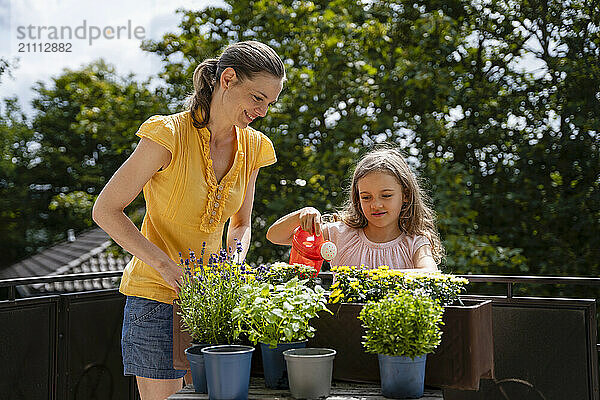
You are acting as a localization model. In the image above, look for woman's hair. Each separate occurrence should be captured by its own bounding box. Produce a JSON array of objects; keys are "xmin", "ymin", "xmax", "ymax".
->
[
  {"xmin": 187, "ymin": 40, "xmax": 286, "ymax": 129},
  {"xmin": 339, "ymin": 146, "xmax": 445, "ymax": 263}
]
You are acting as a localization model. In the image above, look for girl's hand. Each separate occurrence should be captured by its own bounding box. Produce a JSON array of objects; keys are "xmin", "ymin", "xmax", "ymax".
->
[{"xmin": 299, "ymin": 207, "xmax": 322, "ymax": 236}]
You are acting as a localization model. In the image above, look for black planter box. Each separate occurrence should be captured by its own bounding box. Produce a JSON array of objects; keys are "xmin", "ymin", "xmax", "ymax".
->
[{"xmin": 308, "ymin": 299, "xmax": 494, "ymax": 390}]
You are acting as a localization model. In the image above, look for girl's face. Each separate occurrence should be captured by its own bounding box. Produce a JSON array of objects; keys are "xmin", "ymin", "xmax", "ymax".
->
[
  {"xmin": 220, "ymin": 70, "xmax": 283, "ymax": 128},
  {"xmin": 357, "ymin": 171, "xmax": 407, "ymax": 232}
]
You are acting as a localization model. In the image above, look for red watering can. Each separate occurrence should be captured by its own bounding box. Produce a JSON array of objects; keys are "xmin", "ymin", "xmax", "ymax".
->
[{"xmin": 289, "ymin": 226, "xmax": 337, "ymax": 274}]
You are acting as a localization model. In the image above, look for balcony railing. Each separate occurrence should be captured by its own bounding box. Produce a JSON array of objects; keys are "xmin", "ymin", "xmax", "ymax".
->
[{"xmin": 1, "ymin": 271, "xmax": 599, "ymax": 399}]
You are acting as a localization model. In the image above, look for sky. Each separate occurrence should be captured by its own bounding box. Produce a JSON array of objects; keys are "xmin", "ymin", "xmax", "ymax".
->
[{"xmin": 0, "ymin": 0, "xmax": 224, "ymax": 117}]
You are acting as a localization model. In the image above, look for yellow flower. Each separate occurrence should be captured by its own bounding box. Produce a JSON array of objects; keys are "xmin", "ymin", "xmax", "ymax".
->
[{"xmin": 331, "ymin": 282, "xmax": 340, "ymax": 289}]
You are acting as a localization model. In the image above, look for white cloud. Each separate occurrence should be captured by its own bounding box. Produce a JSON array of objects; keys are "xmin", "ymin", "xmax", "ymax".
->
[{"xmin": 0, "ymin": 0, "xmax": 224, "ymax": 116}]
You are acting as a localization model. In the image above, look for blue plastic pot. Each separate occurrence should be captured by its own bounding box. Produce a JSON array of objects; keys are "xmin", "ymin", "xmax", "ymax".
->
[
  {"xmin": 260, "ymin": 341, "xmax": 307, "ymax": 389},
  {"xmin": 202, "ymin": 345, "xmax": 254, "ymax": 400},
  {"xmin": 184, "ymin": 344, "xmax": 210, "ymax": 393},
  {"xmin": 378, "ymin": 354, "xmax": 427, "ymax": 399}
]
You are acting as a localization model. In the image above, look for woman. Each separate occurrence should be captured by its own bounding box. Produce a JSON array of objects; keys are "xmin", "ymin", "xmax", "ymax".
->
[{"xmin": 92, "ymin": 41, "xmax": 285, "ymax": 399}]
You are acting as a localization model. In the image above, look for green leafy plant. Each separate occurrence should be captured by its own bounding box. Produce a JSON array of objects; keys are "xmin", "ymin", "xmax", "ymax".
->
[
  {"xmin": 233, "ymin": 277, "xmax": 331, "ymax": 347},
  {"xmin": 329, "ymin": 266, "xmax": 468, "ymax": 307},
  {"xmin": 358, "ymin": 290, "xmax": 444, "ymax": 358}
]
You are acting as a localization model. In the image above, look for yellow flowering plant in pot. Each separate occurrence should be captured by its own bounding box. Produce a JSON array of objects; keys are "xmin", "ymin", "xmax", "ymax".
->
[{"xmin": 328, "ymin": 265, "xmax": 469, "ymax": 306}]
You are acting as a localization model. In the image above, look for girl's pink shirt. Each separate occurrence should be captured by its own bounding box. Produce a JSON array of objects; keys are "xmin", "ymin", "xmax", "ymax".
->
[{"xmin": 323, "ymin": 221, "xmax": 431, "ymax": 269}]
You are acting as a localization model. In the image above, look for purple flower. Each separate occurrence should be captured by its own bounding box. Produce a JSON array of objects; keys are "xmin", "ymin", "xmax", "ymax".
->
[
  {"xmin": 219, "ymin": 248, "xmax": 228, "ymax": 263},
  {"xmin": 200, "ymin": 242, "xmax": 206, "ymax": 266}
]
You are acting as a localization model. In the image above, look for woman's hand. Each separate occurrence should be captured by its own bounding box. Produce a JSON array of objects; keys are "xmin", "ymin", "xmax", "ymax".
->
[
  {"xmin": 299, "ymin": 207, "xmax": 322, "ymax": 236},
  {"xmin": 156, "ymin": 259, "xmax": 185, "ymax": 294}
]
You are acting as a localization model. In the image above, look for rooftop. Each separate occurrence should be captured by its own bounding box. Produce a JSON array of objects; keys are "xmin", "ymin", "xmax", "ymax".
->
[{"xmin": 0, "ymin": 228, "xmax": 130, "ymax": 296}]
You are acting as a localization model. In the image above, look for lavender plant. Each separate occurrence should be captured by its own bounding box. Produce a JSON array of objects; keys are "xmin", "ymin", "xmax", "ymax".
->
[{"xmin": 177, "ymin": 241, "xmax": 254, "ymax": 345}]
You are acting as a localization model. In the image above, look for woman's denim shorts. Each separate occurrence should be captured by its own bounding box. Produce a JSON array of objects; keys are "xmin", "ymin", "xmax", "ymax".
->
[{"xmin": 121, "ymin": 295, "xmax": 187, "ymax": 379}]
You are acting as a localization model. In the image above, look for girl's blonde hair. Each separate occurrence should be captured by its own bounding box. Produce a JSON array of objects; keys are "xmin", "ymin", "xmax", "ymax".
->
[{"xmin": 339, "ymin": 146, "xmax": 445, "ymax": 263}]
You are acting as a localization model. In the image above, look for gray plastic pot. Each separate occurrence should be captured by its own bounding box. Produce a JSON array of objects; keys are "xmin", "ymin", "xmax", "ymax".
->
[{"xmin": 283, "ymin": 348, "xmax": 336, "ymax": 399}]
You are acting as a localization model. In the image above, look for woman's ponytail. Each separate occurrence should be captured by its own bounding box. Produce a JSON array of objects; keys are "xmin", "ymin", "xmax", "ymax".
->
[{"xmin": 189, "ymin": 58, "xmax": 218, "ymax": 129}]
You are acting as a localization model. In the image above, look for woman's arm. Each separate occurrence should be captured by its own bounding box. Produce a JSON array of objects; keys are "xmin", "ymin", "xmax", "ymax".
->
[
  {"xmin": 92, "ymin": 137, "xmax": 184, "ymax": 291},
  {"xmin": 266, "ymin": 207, "xmax": 328, "ymax": 245},
  {"xmin": 226, "ymin": 169, "xmax": 260, "ymax": 262}
]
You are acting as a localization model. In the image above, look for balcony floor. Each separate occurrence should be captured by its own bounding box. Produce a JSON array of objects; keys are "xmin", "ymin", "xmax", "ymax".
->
[{"xmin": 168, "ymin": 378, "xmax": 443, "ymax": 399}]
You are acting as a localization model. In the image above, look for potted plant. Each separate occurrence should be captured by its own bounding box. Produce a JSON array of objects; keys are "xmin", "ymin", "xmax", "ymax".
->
[
  {"xmin": 309, "ymin": 266, "xmax": 493, "ymax": 390},
  {"xmin": 358, "ymin": 290, "xmax": 444, "ymax": 398},
  {"xmin": 176, "ymin": 248, "xmax": 251, "ymax": 393},
  {"xmin": 233, "ymin": 277, "xmax": 331, "ymax": 389},
  {"xmin": 399, "ymin": 272, "xmax": 494, "ymax": 390},
  {"xmin": 260, "ymin": 261, "xmax": 321, "ymax": 288}
]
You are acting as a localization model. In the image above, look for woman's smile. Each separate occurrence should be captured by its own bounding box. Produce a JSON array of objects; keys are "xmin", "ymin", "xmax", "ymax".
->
[{"xmin": 243, "ymin": 110, "xmax": 256, "ymax": 122}]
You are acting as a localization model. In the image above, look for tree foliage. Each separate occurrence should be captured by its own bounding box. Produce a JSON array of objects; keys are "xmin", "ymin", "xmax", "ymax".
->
[
  {"xmin": 142, "ymin": 0, "xmax": 599, "ymax": 276},
  {"xmin": 1, "ymin": 1, "xmax": 598, "ymax": 279},
  {"xmin": 0, "ymin": 60, "xmax": 170, "ymax": 266},
  {"xmin": 0, "ymin": 98, "xmax": 38, "ymax": 263}
]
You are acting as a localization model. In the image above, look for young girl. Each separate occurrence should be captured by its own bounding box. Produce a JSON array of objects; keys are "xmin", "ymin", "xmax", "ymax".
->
[{"xmin": 266, "ymin": 147, "xmax": 444, "ymax": 271}]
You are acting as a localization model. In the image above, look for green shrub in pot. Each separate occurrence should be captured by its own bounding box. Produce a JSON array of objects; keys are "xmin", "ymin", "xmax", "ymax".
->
[
  {"xmin": 358, "ymin": 289, "xmax": 444, "ymax": 359},
  {"xmin": 359, "ymin": 289, "xmax": 444, "ymax": 398},
  {"xmin": 233, "ymin": 277, "xmax": 331, "ymax": 347}
]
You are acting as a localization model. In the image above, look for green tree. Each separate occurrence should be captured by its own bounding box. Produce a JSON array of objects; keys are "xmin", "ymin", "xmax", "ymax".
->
[
  {"xmin": 143, "ymin": 0, "xmax": 539, "ymax": 271},
  {"xmin": 0, "ymin": 60, "xmax": 171, "ymax": 266},
  {"xmin": 0, "ymin": 97, "xmax": 38, "ymax": 265},
  {"xmin": 28, "ymin": 59, "xmax": 171, "ymax": 253}
]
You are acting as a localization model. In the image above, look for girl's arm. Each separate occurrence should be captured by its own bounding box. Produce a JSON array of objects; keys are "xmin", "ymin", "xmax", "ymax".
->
[
  {"xmin": 92, "ymin": 137, "xmax": 184, "ymax": 291},
  {"xmin": 226, "ymin": 169, "xmax": 260, "ymax": 262},
  {"xmin": 266, "ymin": 207, "xmax": 328, "ymax": 245},
  {"xmin": 412, "ymin": 245, "xmax": 439, "ymax": 272}
]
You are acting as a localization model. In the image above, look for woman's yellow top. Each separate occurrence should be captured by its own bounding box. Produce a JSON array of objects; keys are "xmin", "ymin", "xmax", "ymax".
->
[{"xmin": 119, "ymin": 111, "xmax": 276, "ymax": 304}]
